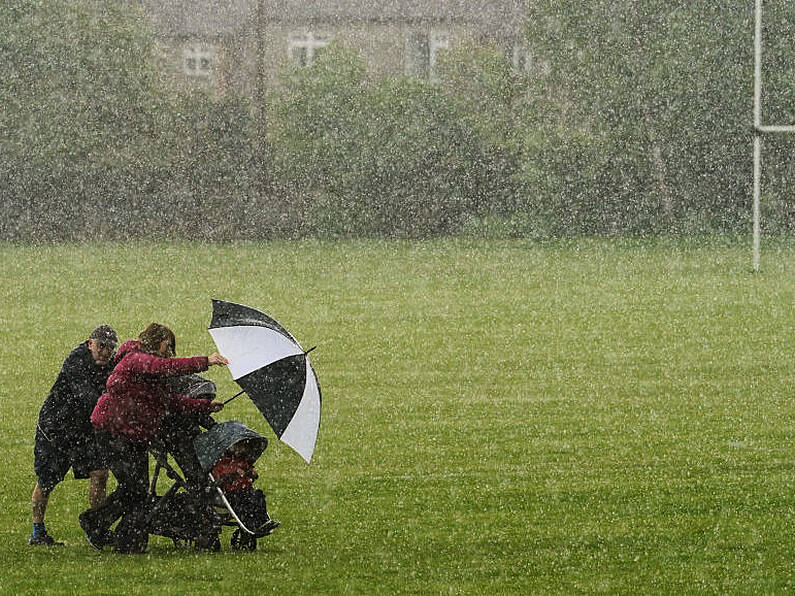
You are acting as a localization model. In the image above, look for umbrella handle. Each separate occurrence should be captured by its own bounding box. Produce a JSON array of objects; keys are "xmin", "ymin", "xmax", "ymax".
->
[{"xmin": 223, "ymin": 390, "xmax": 246, "ymax": 405}]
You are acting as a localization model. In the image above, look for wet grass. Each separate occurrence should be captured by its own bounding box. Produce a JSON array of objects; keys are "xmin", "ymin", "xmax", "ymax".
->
[{"xmin": 0, "ymin": 237, "xmax": 793, "ymax": 593}]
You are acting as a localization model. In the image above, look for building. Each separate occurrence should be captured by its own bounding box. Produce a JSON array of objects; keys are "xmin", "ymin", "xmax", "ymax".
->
[{"xmin": 134, "ymin": 0, "xmax": 530, "ymax": 95}]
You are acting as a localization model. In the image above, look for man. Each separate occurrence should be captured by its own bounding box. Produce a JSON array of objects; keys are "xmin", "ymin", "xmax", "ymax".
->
[{"xmin": 29, "ymin": 325, "xmax": 119, "ymax": 546}]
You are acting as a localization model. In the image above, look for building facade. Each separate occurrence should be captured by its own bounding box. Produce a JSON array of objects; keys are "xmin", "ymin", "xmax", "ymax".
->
[{"xmin": 134, "ymin": 0, "xmax": 530, "ymax": 95}]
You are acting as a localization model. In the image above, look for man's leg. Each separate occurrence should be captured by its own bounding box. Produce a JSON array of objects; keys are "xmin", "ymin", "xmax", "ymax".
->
[
  {"xmin": 32, "ymin": 482, "xmax": 49, "ymax": 524},
  {"xmin": 88, "ymin": 469, "xmax": 108, "ymax": 509},
  {"xmin": 29, "ymin": 482, "xmax": 63, "ymax": 546},
  {"xmin": 31, "ymin": 427, "xmax": 68, "ymax": 546}
]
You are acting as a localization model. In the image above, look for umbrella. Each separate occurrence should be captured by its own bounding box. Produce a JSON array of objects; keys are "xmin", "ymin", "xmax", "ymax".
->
[{"xmin": 208, "ymin": 299, "xmax": 321, "ymax": 464}]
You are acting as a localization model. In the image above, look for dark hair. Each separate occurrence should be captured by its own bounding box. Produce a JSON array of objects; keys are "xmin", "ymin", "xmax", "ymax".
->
[
  {"xmin": 89, "ymin": 325, "xmax": 118, "ymax": 348},
  {"xmin": 138, "ymin": 323, "xmax": 176, "ymax": 356}
]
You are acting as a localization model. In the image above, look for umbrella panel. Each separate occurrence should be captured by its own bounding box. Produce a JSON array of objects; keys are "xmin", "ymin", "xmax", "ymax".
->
[
  {"xmin": 208, "ymin": 325, "xmax": 302, "ymax": 379},
  {"xmin": 236, "ymin": 354, "xmax": 307, "ymax": 437},
  {"xmin": 210, "ymin": 298, "xmax": 293, "ymax": 339}
]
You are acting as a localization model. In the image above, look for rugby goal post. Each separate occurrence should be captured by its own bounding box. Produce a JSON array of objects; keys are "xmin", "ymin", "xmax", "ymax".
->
[{"xmin": 753, "ymin": 0, "xmax": 795, "ymax": 272}]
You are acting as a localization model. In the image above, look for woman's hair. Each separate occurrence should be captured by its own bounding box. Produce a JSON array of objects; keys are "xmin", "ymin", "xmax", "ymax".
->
[{"xmin": 138, "ymin": 323, "xmax": 176, "ymax": 357}]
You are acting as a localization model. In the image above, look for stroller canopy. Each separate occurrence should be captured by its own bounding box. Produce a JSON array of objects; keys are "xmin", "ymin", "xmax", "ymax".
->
[
  {"xmin": 169, "ymin": 373, "xmax": 217, "ymax": 399},
  {"xmin": 194, "ymin": 421, "xmax": 269, "ymax": 474}
]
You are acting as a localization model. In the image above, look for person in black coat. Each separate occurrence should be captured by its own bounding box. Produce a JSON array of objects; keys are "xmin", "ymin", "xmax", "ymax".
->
[{"xmin": 29, "ymin": 325, "xmax": 118, "ymax": 546}]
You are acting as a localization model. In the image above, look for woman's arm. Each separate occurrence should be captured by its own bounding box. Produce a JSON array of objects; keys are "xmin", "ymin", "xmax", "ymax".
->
[
  {"xmin": 169, "ymin": 393, "xmax": 224, "ymax": 416},
  {"xmin": 122, "ymin": 351, "xmax": 209, "ymax": 377}
]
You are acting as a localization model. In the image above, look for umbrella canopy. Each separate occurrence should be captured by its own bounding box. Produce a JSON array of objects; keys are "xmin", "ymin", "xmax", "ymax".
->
[
  {"xmin": 194, "ymin": 421, "xmax": 269, "ymax": 473},
  {"xmin": 208, "ymin": 299, "xmax": 321, "ymax": 464}
]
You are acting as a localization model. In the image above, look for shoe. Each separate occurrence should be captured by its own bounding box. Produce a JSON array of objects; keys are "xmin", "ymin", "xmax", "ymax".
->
[
  {"xmin": 113, "ymin": 518, "xmax": 148, "ymax": 554},
  {"xmin": 79, "ymin": 511, "xmax": 112, "ymax": 551},
  {"xmin": 28, "ymin": 533, "xmax": 64, "ymax": 546}
]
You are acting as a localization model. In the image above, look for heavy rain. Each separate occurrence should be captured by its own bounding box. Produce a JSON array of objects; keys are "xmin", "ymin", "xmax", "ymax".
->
[{"xmin": 2, "ymin": 1, "xmax": 794, "ymax": 593}]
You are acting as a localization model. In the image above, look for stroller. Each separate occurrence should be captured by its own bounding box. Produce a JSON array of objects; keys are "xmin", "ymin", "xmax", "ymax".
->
[{"xmin": 146, "ymin": 376, "xmax": 276, "ymax": 551}]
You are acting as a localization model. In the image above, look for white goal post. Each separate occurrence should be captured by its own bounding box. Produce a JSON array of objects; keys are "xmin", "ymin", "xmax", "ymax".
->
[{"xmin": 753, "ymin": 0, "xmax": 795, "ymax": 271}]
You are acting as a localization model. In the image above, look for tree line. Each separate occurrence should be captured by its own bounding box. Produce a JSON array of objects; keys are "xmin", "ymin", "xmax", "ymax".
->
[{"xmin": 2, "ymin": 1, "xmax": 793, "ymax": 242}]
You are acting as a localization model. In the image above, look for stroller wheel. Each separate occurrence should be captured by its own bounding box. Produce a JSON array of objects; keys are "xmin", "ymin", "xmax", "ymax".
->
[{"xmin": 231, "ymin": 529, "xmax": 257, "ymax": 551}]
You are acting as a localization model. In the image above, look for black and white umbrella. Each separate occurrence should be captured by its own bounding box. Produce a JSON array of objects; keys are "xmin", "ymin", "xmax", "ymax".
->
[{"xmin": 208, "ymin": 299, "xmax": 321, "ymax": 464}]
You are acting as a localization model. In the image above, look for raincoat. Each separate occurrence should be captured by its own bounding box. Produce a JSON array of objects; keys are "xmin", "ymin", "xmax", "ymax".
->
[
  {"xmin": 38, "ymin": 341, "xmax": 114, "ymax": 442},
  {"xmin": 91, "ymin": 340, "xmax": 215, "ymax": 445}
]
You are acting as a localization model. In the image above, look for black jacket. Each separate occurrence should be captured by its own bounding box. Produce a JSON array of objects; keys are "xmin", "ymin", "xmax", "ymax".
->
[{"xmin": 37, "ymin": 341, "xmax": 114, "ymax": 442}]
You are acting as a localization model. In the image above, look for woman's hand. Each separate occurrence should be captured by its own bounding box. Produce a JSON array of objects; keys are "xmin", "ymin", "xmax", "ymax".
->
[
  {"xmin": 208, "ymin": 353, "xmax": 229, "ymax": 367},
  {"xmin": 209, "ymin": 401, "xmax": 224, "ymax": 413}
]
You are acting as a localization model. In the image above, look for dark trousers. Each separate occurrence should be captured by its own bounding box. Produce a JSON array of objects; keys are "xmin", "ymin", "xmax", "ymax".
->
[
  {"xmin": 148, "ymin": 424, "xmax": 221, "ymax": 546},
  {"xmin": 90, "ymin": 431, "xmax": 150, "ymax": 552},
  {"xmin": 150, "ymin": 421, "xmax": 205, "ymax": 493}
]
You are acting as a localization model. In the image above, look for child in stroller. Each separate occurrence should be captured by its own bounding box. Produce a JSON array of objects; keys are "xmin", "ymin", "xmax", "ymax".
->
[
  {"xmin": 195, "ymin": 421, "xmax": 280, "ymax": 551},
  {"xmin": 212, "ymin": 438, "xmax": 280, "ymax": 536}
]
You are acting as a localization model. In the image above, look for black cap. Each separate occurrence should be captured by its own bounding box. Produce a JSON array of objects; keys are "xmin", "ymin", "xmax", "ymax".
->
[{"xmin": 89, "ymin": 325, "xmax": 118, "ymax": 349}]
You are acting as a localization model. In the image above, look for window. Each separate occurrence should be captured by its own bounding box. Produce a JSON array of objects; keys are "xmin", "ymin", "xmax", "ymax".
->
[
  {"xmin": 404, "ymin": 32, "xmax": 430, "ymax": 78},
  {"xmin": 184, "ymin": 44, "xmax": 214, "ymax": 77},
  {"xmin": 428, "ymin": 32, "xmax": 450, "ymax": 82},
  {"xmin": 512, "ymin": 42, "xmax": 529, "ymax": 72},
  {"xmin": 510, "ymin": 42, "xmax": 550, "ymax": 76},
  {"xmin": 288, "ymin": 32, "xmax": 330, "ymax": 67},
  {"xmin": 405, "ymin": 31, "xmax": 450, "ymax": 81}
]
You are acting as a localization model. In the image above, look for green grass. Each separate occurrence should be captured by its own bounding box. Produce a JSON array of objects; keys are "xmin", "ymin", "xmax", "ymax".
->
[{"xmin": 1, "ymin": 238, "xmax": 794, "ymax": 594}]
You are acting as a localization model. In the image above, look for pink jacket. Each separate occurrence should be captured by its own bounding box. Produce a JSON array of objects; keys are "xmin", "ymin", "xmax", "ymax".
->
[{"xmin": 91, "ymin": 340, "xmax": 214, "ymax": 444}]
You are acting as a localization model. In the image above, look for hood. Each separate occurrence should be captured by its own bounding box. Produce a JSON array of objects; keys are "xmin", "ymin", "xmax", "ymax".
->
[
  {"xmin": 115, "ymin": 339, "xmax": 143, "ymax": 361},
  {"xmin": 194, "ymin": 421, "xmax": 268, "ymax": 473}
]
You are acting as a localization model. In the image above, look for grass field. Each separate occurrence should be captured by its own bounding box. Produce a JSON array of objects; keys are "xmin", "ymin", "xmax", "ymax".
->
[{"xmin": 0, "ymin": 238, "xmax": 793, "ymax": 594}]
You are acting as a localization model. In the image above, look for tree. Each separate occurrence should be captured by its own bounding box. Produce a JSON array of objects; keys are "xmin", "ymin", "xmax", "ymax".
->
[
  {"xmin": 436, "ymin": 40, "xmax": 545, "ymax": 223},
  {"xmin": 526, "ymin": 2, "xmax": 759, "ymax": 234},
  {"xmin": 268, "ymin": 43, "xmax": 512, "ymax": 237},
  {"xmin": 0, "ymin": 0, "xmax": 169, "ymax": 240}
]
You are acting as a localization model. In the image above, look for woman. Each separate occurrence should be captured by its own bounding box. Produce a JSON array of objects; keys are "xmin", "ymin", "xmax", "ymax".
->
[{"xmin": 79, "ymin": 323, "xmax": 228, "ymax": 553}]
